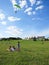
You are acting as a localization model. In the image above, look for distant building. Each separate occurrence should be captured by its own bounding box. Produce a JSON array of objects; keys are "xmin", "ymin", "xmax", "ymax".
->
[
  {"xmin": 37, "ymin": 36, "xmax": 45, "ymax": 40},
  {"xmin": 24, "ymin": 37, "xmax": 29, "ymax": 40}
]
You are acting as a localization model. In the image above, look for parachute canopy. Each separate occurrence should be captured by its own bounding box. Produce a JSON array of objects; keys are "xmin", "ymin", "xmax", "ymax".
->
[{"xmin": 14, "ymin": 4, "xmax": 21, "ymax": 9}]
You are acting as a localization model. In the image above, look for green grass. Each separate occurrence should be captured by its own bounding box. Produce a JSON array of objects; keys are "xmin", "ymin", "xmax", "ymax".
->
[{"xmin": 0, "ymin": 40, "xmax": 49, "ymax": 65}]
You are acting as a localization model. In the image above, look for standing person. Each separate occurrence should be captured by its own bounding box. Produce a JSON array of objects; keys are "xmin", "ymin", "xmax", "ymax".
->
[{"xmin": 17, "ymin": 41, "xmax": 20, "ymax": 51}]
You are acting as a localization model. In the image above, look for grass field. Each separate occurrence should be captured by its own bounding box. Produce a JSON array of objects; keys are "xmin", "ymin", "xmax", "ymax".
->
[{"xmin": 0, "ymin": 40, "xmax": 49, "ymax": 65}]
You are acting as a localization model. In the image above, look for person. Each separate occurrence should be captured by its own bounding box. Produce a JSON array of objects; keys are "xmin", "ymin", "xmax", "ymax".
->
[
  {"xmin": 17, "ymin": 41, "xmax": 20, "ymax": 51},
  {"xmin": 9, "ymin": 46, "xmax": 15, "ymax": 51},
  {"xmin": 13, "ymin": 46, "xmax": 16, "ymax": 50}
]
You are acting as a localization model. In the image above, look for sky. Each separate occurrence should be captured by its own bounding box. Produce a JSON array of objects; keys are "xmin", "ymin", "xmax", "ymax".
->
[{"xmin": 0, "ymin": 0, "xmax": 49, "ymax": 38}]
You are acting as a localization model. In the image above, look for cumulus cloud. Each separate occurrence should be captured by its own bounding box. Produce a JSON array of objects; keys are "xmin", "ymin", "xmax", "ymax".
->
[
  {"xmin": 36, "ymin": 0, "xmax": 42, "ymax": 5},
  {"xmin": 0, "ymin": 13, "xmax": 5, "ymax": 20},
  {"xmin": 10, "ymin": 0, "xmax": 16, "ymax": 4},
  {"xmin": 5, "ymin": 26, "xmax": 23, "ymax": 36},
  {"xmin": 10, "ymin": 0, "xmax": 18, "ymax": 11},
  {"xmin": 27, "ymin": 11, "xmax": 32, "ymax": 15},
  {"xmin": 19, "ymin": 0, "xmax": 27, "ymax": 8},
  {"xmin": 24, "ymin": 7, "xmax": 32, "ymax": 12},
  {"xmin": 10, "ymin": 0, "xmax": 27, "ymax": 11},
  {"xmin": 10, "ymin": 0, "xmax": 44, "ymax": 15},
  {"xmin": 24, "ymin": 7, "xmax": 32, "ymax": 15},
  {"xmin": 35, "ymin": 5, "xmax": 44, "ymax": 10},
  {"xmin": 8, "ymin": 16, "xmax": 21, "ymax": 22},
  {"xmin": 0, "ymin": 21, "xmax": 7, "ymax": 25},
  {"xmin": 29, "ymin": 0, "xmax": 36, "ymax": 6},
  {"xmin": 24, "ymin": 0, "xmax": 44, "ymax": 15}
]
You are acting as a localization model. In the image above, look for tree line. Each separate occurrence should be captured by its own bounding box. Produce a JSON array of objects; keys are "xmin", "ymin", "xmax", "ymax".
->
[{"xmin": 0, "ymin": 37, "xmax": 22, "ymax": 41}]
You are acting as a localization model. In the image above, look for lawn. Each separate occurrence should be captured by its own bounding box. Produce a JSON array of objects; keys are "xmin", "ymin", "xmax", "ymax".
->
[{"xmin": 0, "ymin": 40, "xmax": 49, "ymax": 65}]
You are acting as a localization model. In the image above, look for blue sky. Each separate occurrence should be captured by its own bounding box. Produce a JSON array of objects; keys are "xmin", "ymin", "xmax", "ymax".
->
[{"xmin": 0, "ymin": 0, "xmax": 49, "ymax": 38}]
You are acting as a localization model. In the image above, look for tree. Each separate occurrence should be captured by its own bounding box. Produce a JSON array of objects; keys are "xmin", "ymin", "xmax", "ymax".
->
[{"xmin": 33, "ymin": 37, "xmax": 37, "ymax": 41}]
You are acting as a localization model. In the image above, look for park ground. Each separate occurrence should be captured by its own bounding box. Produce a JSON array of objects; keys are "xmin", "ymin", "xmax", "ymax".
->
[{"xmin": 0, "ymin": 40, "xmax": 49, "ymax": 65}]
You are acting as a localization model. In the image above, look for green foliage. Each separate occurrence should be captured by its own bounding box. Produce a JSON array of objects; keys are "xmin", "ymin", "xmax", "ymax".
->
[{"xmin": 0, "ymin": 40, "xmax": 49, "ymax": 65}]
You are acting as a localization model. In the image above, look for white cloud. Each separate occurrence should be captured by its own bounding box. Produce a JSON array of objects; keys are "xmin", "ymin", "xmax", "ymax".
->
[
  {"xmin": 8, "ymin": 16, "xmax": 21, "ymax": 22},
  {"xmin": 27, "ymin": 11, "xmax": 32, "ymax": 15},
  {"xmin": 5, "ymin": 26, "xmax": 23, "ymax": 36},
  {"xmin": 24, "ymin": 7, "xmax": 32, "ymax": 13},
  {"xmin": 29, "ymin": 0, "xmax": 36, "ymax": 6},
  {"xmin": 10, "ymin": 0, "xmax": 16, "ymax": 4},
  {"xmin": 35, "ymin": 5, "xmax": 44, "ymax": 10},
  {"xmin": 24, "ymin": 7, "xmax": 32, "ymax": 15},
  {"xmin": 0, "ymin": 21, "xmax": 7, "ymax": 25},
  {"xmin": 19, "ymin": 0, "xmax": 27, "ymax": 8},
  {"xmin": 10, "ymin": 0, "xmax": 44, "ymax": 15},
  {"xmin": 10, "ymin": 0, "xmax": 18, "ymax": 11},
  {"xmin": 36, "ymin": 1, "xmax": 42, "ymax": 5},
  {"xmin": 0, "ymin": 13, "xmax": 5, "ymax": 20}
]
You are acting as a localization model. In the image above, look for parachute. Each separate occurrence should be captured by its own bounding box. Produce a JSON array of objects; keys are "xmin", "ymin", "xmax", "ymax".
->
[
  {"xmin": 14, "ymin": 4, "xmax": 21, "ymax": 9},
  {"xmin": 14, "ymin": 4, "xmax": 21, "ymax": 13}
]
